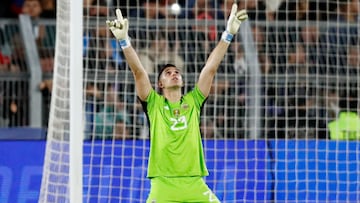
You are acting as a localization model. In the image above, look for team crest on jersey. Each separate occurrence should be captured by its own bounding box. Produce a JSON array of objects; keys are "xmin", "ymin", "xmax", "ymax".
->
[
  {"xmin": 151, "ymin": 199, "xmax": 156, "ymax": 203},
  {"xmin": 173, "ymin": 109, "xmax": 180, "ymax": 117}
]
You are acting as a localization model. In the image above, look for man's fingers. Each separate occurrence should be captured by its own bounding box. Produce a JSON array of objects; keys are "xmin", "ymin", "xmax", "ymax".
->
[
  {"xmin": 116, "ymin": 9, "xmax": 124, "ymax": 22},
  {"xmin": 236, "ymin": 9, "xmax": 248, "ymax": 21},
  {"xmin": 230, "ymin": 3, "xmax": 237, "ymax": 16},
  {"xmin": 123, "ymin": 19, "xmax": 128, "ymax": 30},
  {"xmin": 106, "ymin": 9, "xmax": 124, "ymax": 28},
  {"xmin": 106, "ymin": 20, "xmax": 122, "ymax": 29},
  {"xmin": 114, "ymin": 20, "xmax": 123, "ymax": 29},
  {"xmin": 106, "ymin": 20, "xmax": 114, "ymax": 26}
]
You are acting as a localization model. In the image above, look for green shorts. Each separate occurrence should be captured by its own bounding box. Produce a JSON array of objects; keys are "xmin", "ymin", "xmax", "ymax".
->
[{"xmin": 146, "ymin": 176, "xmax": 220, "ymax": 203}]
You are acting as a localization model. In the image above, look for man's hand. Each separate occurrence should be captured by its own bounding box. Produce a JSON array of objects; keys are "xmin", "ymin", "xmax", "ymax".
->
[
  {"xmin": 226, "ymin": 3, "xmax": 248, "ymax": 35},
  {"xmin": 106, "ymin": 9, "xmax": 130, "ymax": 48},
  {"xmin": 222, "ymin": 2, "xmax": 248, "ymax": 43}
]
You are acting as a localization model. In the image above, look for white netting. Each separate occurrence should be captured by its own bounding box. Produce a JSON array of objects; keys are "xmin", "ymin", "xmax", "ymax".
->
[
  {"xmin": 39, "ymin": 0, "xmax": 71, "ymax": 202},
  {"xmin": 40, "ymin": 0, "xmax": 360, "ymax": 202}
]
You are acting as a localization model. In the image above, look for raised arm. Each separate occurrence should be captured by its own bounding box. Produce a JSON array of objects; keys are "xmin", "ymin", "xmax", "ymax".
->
[
  {"xmin": 106, "ymin": 9, "xmax": 152, "ymax": 101},
  {"xmin": 197, "ymin": 3, "xmax": 248, "ymax": 97}
]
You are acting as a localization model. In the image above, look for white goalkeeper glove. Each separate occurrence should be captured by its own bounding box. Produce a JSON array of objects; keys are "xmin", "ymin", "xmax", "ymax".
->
[
  {"xmin": 106, "ymin": 9, "xmax": 130, "ymax": 48},
  {"xmin": 221, "ymin": 3, "xmax": 248, "ymax": 43}
]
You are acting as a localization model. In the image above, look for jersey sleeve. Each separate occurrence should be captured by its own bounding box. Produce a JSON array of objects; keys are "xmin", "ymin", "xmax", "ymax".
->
[
  {"xmin": 139, "ymin": 88, "xmax": 160, "ymax": 114},
  {"xmin": 191, "ymin": 85, "xmax": 207, "ymax": 107}
]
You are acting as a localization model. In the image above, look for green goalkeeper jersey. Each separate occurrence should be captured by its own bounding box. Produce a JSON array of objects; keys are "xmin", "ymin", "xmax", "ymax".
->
[{"xmin": 141, "ymin": 85, "xmax": 209, "ymax": 178}]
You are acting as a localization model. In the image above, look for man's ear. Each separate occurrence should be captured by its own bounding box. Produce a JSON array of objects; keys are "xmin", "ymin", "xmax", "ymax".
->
[{"xmin": 158, "ymin": 81, "xmax": 163, "ymax": 88}]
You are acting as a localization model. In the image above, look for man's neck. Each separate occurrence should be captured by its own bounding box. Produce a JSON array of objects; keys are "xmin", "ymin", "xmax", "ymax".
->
[{"xmin": 163, "ymin": 88, "xmax": 182, "ymax": 103}]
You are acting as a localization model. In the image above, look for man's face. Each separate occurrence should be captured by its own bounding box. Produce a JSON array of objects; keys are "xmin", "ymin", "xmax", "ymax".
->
[
  {"xmin": 22, "ymin": 0, "xmax": 42, "ymax": 18},
  {"xmin": 158, "ymin": 67, "xmax": 183, "ymax": 90}
]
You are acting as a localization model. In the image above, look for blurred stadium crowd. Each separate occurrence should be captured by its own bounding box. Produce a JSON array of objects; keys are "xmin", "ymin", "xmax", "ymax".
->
[{"xmin": 0, "ymin": 0, "xmax": 359, "ymax": 140}]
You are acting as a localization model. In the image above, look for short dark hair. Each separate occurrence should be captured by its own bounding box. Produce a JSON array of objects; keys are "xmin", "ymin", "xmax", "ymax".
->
[{"xmin": 157, "ymin": 64, "xmax": 178, "ymax": 81}]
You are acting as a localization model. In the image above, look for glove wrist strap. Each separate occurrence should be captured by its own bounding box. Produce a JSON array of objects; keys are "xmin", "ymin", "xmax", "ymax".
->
[
  {"xmin": 221, "ymin": 31, "xmax": 233, "ymax": 43},
  {"xmin": 119, "ymin": 37, "xmax": 131, "ymax": 48}
]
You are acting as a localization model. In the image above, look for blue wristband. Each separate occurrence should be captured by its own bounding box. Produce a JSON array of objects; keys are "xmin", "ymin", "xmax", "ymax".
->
[
  {"xmin": 221, "ymin": 31, "xmax": 233, "ymax": 43},
  {"xmin": 119, "ymin": 38, "xmax": 131, "ymax": 48}
]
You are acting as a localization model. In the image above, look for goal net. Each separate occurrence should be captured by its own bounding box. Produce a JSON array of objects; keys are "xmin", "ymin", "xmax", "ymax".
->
[{"xmin": 39, "ymin": 0, "xmax": 360, "ymax": 202}]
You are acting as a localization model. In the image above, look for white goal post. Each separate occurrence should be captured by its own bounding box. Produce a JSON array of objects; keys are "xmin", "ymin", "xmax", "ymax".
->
[{"xmin": 39, "ymin": 0, "xmax": 83, "ymax": 202}]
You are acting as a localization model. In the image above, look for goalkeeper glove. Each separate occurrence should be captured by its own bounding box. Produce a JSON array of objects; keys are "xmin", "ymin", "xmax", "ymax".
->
[
  {"xmin": 106, "ymin": 9, "xmax": 130, "ymax": 48},
  {"xmin": 222, "ymin": 3, "xmax": 248, "ymax": 43}
]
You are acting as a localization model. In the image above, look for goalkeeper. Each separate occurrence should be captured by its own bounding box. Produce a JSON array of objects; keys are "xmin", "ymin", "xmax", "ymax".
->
[{"xmin": 107, "ymin": 2, "xmax": 247, "ymax": 202}]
